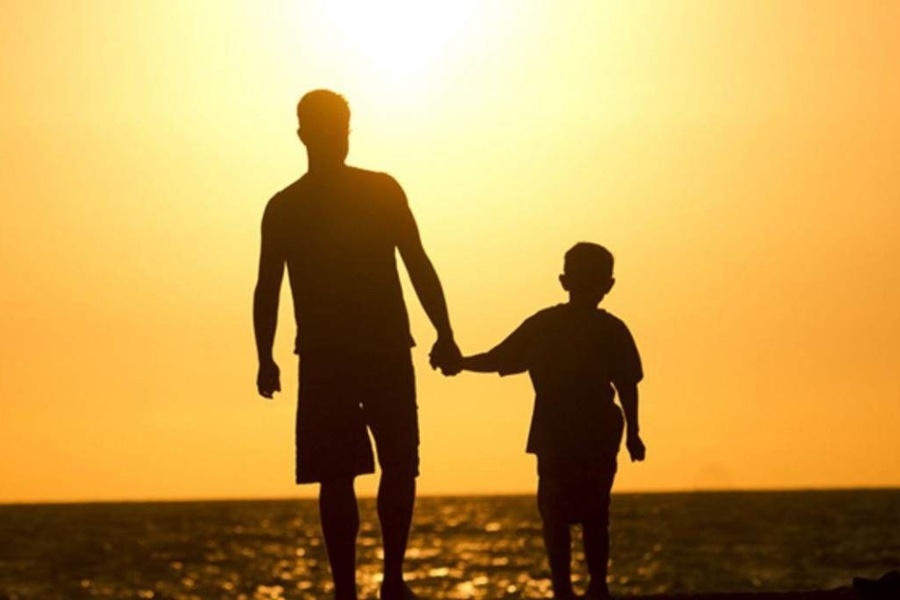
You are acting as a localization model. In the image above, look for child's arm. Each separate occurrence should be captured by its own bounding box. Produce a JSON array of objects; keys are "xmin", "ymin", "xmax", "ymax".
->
[
  {"xmin": 460, "ymin": 353, "xmax": 503, "ymax": 373},
  {"xmin": 616, "ymin": 382, "xmax": 646, "ymax": 462},
  {"xmin": 453, "ymin": 317, "xmax": 533, "ymax": 376}
]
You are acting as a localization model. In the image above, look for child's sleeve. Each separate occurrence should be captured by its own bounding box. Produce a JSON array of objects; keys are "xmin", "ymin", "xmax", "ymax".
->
[
  {"xmin": 482, "ymin": 317, "xmax": 536, "ymax": 376},
  {"xmin": 611, "ymin": 321, "xmax": 643, "ymax": 386}
]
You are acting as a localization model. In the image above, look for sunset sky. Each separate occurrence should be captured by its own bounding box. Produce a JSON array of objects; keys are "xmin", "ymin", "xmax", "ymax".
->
[{"xmin": 2, "ymin": 1, "xmax": 899, "ymax": 503}]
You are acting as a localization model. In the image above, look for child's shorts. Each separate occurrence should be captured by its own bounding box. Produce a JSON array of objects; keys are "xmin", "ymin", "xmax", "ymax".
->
[
  {"xmin": 536, "ymin": 409, "xmax": 624, "ymax": 525},
  {"xmin": 537, "ymin": 457, "xmax": 619, "ymax": 525}
]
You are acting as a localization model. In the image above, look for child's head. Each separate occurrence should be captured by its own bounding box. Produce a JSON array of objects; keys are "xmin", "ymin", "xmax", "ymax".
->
[{"xmin": 560, "ymin": 242, "xmax": 615, "ymax": 304}]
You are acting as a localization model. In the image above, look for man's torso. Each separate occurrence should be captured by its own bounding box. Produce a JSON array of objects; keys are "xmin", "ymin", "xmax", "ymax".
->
[{"xmin": 264, "ymin": 166, "xmax": 415, "ymax": 355}]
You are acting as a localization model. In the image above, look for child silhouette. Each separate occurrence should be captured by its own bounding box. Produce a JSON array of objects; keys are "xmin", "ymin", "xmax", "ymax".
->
[{"xmin": 452, "ymin": 242, "xmax": 645, "ymax": 600}]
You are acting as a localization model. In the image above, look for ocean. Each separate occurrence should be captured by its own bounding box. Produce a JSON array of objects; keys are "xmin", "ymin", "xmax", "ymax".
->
[{"xmin": 1, "ymin": 490, "xmax": 898, "ymax": 599}]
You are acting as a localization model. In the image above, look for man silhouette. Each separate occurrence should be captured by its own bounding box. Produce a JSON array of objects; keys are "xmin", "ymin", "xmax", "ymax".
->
[{"xmin": 253, "ymin": 89, "xmax": 460, "ymax": 600}]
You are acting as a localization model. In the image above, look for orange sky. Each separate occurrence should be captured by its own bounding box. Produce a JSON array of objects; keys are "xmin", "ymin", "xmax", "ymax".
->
[{"xmin": 2, "ymin": 1, "xmax": 899, "ymax": 503}]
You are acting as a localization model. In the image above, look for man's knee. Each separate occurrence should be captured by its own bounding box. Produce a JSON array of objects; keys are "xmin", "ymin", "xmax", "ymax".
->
[
  {"xmin": 378, "ymin": 469, "xmax": 417, "ymax": 503},
  {"xmin": 375, "ymin": 438, "xmax": 419, "ymax": 482}
]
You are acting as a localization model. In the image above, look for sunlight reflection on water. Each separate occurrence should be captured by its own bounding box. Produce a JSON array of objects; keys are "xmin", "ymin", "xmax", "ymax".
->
[{"xmin": 1, "ymin": 491, "xmax": 899, "ymax": 598}]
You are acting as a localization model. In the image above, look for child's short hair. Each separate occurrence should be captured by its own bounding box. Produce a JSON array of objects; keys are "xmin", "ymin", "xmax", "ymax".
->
[{"xmin": 564, "ymin": 242, "xmax": 614, "ymax": 289}]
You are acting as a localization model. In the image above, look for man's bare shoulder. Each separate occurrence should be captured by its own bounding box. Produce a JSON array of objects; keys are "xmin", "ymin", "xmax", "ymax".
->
[
  {"xmin": 260, "ymin": 178, "xmax": 308, "ymax": 232},
  {"xmin": 263, "ymin": 177, "xmax": 309, "ymax": 215},
  {"xmin": 269, "ymin": 176, "xmax": 309, "ymax": 203},
  {"xmin": 345, "ymin": 166, "xmax": 404, "ymax": 195}
]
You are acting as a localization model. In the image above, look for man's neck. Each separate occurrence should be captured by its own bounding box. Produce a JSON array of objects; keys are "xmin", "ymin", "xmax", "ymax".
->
[{"xmin": 306, "ymin": 157, "xmax": 346, "ymax": 178}]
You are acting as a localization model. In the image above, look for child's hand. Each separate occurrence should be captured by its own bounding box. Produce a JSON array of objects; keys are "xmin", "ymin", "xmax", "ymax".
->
[{"xmin": 626, "ymin": 433, "xmax": 646, "ymax": 462}]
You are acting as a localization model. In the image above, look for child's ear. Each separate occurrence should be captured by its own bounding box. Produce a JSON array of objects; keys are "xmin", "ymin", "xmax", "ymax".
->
[{"xmin": 559, "ymin": 274, "xmax": 570, "ymax": 291}]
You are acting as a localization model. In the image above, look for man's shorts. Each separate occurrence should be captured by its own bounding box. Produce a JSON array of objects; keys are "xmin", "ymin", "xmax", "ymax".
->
[{"xmin": 295, "ymin": 350, "xmax": 418, "ymax": 484}]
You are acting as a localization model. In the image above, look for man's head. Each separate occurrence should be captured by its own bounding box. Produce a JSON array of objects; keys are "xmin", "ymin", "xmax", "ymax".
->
[
  {"xmin": 559, "ymin": 242, "xmax": 615, "ymax": 303},
  {"xmin": 296, "ymin": 89, "xmax": 350, "ymax": 164}
]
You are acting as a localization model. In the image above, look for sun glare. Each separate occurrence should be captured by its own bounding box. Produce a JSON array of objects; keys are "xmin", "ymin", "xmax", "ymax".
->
[{"xmin": 324, "ymin": 1, "xmax": 474, "ymax": 80}]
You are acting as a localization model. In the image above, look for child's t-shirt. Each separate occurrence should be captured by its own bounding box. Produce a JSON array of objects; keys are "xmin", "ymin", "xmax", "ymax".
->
[{"xmin": 484, "ymin": 304, "xmax": 642, "ymax": 461}]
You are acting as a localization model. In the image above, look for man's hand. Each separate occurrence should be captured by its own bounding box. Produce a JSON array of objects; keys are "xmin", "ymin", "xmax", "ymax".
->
[
  {"xmin": 626, "ymin": 432, "xmax": 646, "ymax": 462},
  {"xmin": 429, "ymin": 336, "xmax": 462, "ymax": 376},
  {"xmin": 257, "ymin": 360, "xmax": 281, "ymax": 399}
]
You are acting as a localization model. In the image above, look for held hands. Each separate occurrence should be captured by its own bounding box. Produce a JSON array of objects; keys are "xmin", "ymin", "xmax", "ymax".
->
[
  {"xmin": 429, "ymin": 335, "xmax": 462, "ymax": 376},
  {"xmin": 257, "ymin": 360, "xmax": 281, "ymax": 399},
  {"xmin": 626, "ymin": 430, "xmax": 646, "ymax": 462}
]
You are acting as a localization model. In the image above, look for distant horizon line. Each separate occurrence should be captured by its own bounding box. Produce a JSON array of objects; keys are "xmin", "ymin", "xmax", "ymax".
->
[{"xmin": 3, "ymin": 484, "xmax": 899, "ymax": 506}]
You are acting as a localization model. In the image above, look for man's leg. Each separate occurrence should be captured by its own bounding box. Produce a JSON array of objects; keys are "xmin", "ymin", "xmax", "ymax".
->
[
  {"xmin": 319, "ymin": 477, "xmax": 359, "ymax": 600},
  {"xmin": 377, "ymin": 471, "xmax": 416, "ymax": 600},
  {"xmin": 360, "ymin": 351, "xmax": 419, "ymax": 600}
]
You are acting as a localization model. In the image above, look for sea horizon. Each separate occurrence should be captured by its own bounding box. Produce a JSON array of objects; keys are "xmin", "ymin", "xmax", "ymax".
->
[{"xmin": 3, "ymin": 485, "xmax": 900, "ymax": 507}]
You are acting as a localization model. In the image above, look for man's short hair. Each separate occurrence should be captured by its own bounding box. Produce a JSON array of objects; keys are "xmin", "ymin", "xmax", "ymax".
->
[
  {"xmin": 296, "ymin": 89, "xmax": 350, "ymax": 135},
  {"xmin": 564, "ymin": 242, "xmax": 614, "ymax": 286}
]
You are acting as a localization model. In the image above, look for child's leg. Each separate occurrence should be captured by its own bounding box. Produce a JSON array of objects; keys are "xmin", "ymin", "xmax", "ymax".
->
[
  {"xmin": 538, "ymin": 477, "xmax": 575, "ymax": 599},
  {"xmin": 542, "ymin": 514, "xmax": 573, "ymax": 598},
  {"xmin": 581, "ymin": 468, "xmax": 616, "ymax": 599},
  {"xmin": 582, "ymin": 515, "xmax": 610, "ymax": 599}
]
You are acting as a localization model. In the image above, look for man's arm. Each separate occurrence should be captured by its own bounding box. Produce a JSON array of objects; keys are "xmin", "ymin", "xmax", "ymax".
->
[
  {"xmin": 398, "ymin": 237, "xmax": 454, "ymax": 339},
  {"xmin": 616, "ymin": 382, "xmax": 645, "ymax": 462},
  {"xmin": 393, "ymin": 186, "xmax": 460, "ymax": 373},
  {"xmin": 253, "ymin": 204, "xmax": 285, "ymax": 398}
]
